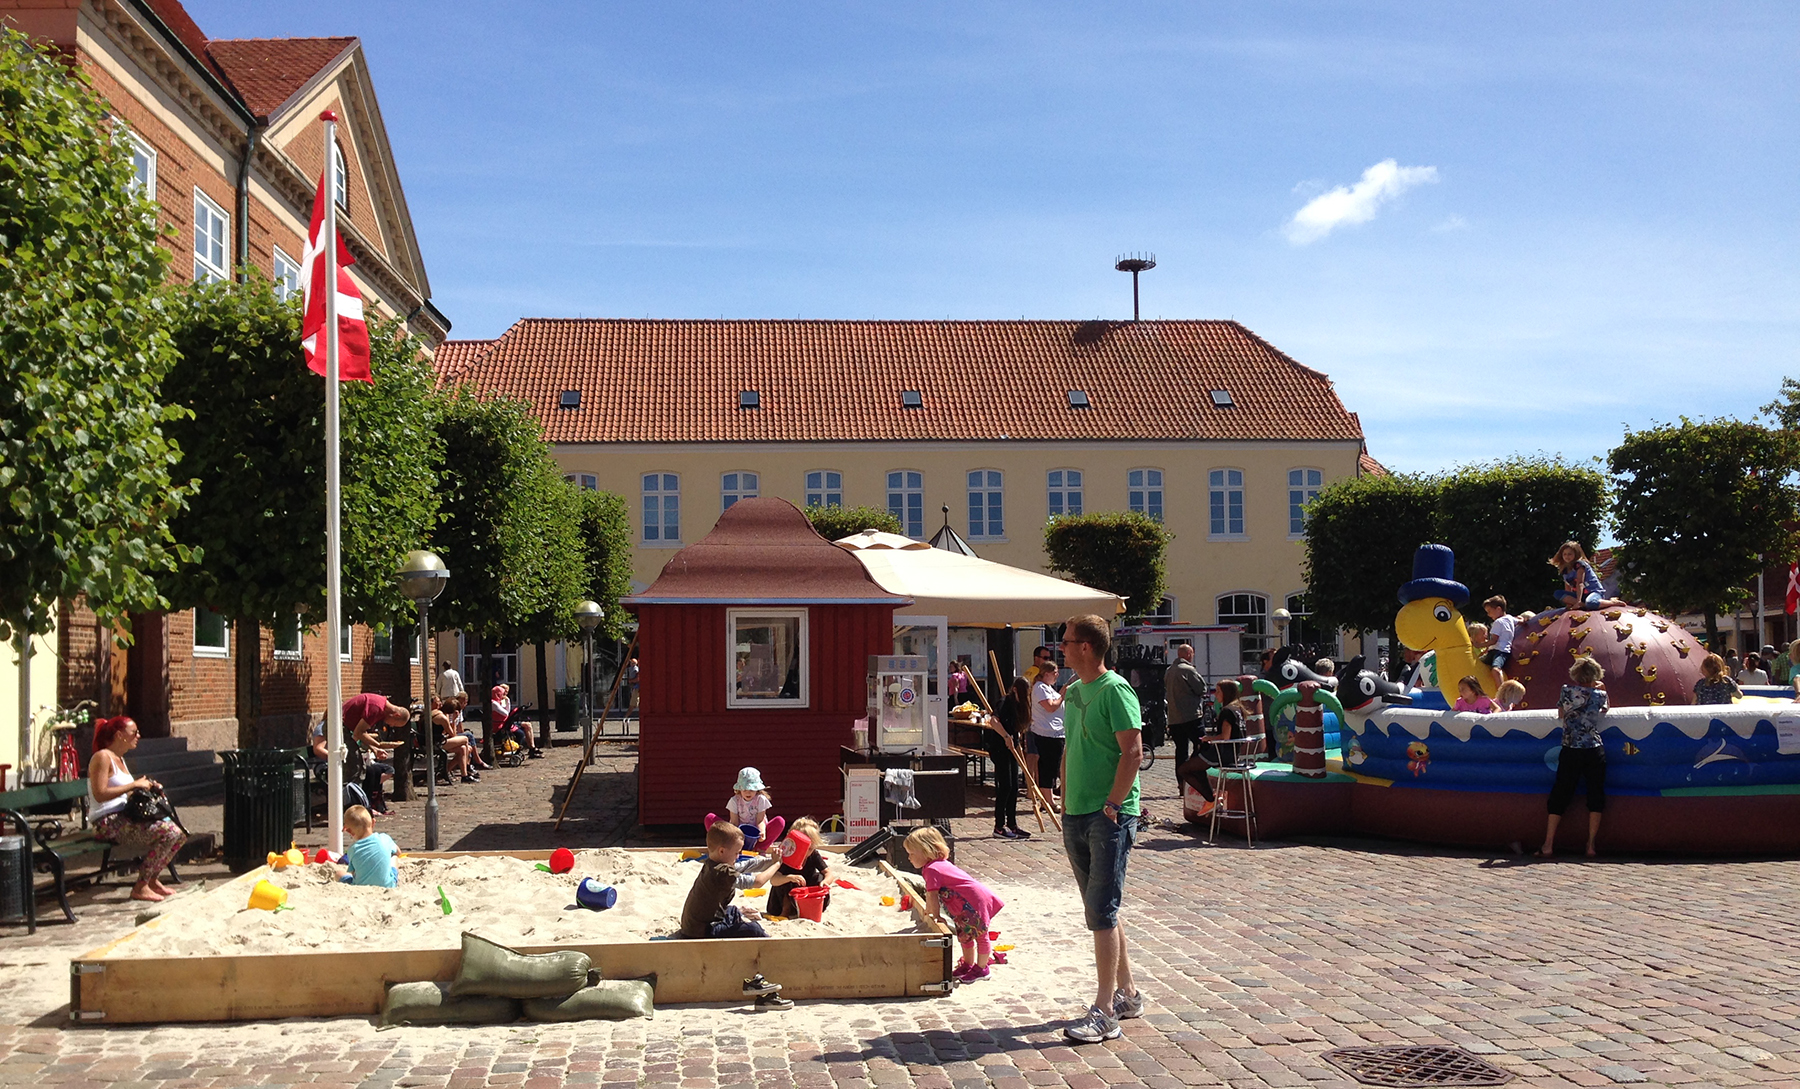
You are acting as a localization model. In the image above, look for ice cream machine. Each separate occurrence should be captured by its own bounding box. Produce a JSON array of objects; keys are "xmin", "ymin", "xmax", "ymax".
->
[{"xmin": 867, "ymin": 655, "xmax": 928, "ymax": 752}]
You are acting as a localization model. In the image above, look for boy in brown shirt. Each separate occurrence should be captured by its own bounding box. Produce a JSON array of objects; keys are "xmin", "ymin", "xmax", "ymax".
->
[{"xmin": 680, "ymin": 822, "xmax": 778, "ymax": 939}]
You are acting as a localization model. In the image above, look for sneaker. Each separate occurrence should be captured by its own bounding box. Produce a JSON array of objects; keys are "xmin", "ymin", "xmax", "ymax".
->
[
  {"xmin": 1112, "ymin": 987, "xmax": 1145, "ymax": 1020},
  {"xmin": 754, "ymin": 993, "xmax": 794, "ymax": 1011},
  {"xmin": 993, "ymin": 827, "xmax": 1013, "ymax": 839},
  {"xmin": 527, "ymin": 749, "xmax": 545, "ymax": 759},
  {"xmin": 954, "ymin": 964, "xmax": 990, "ymax": 982},
  {"xmin": 1063, "ymin": 1004, "xmax": 1122, "ymax": 1044},
  {"xmin": 459, "ymin": 774, "xmax": 478, "ymax": 784},
  {"xmin": 1007, "ymin": 827, "xmax": 1032, "ymax": 840},
  {"xmin": 742, "ymin": 974, "xmax": 780, "ymax": 997}
]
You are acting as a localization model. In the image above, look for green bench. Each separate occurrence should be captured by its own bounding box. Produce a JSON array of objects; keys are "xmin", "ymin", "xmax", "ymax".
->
[{"xmin": 0, "ymin": 779, "xmax": 184, "ymax": 934}]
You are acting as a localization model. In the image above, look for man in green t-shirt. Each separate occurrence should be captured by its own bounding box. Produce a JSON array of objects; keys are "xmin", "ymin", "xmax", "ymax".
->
[{"xmin": 1057, "ymin": 613, "xmax": 1145, "ymax": 1044}]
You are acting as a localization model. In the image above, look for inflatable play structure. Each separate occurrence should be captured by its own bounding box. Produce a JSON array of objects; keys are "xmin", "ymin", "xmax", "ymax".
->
[{"xmin": 1191, "ymin": 544, "xmax": 1800, "ymax": 854}]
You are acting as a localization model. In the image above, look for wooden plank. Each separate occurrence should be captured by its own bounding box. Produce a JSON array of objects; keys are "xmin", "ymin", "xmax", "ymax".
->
[{"xmin": 73, "ymin": 851, "xmax": 949, "ymax": 1023}]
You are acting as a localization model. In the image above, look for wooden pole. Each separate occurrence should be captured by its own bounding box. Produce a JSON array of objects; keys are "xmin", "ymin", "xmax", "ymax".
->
[
  {"xmin": 554, "ymin": 630, "xmax": 637, "ymax": 831},
  {"xmin": 971, "ymin": 657, "xmax": 1059, "ymax": 832}
]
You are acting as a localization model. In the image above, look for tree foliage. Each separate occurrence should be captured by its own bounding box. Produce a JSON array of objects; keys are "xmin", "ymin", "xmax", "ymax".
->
[
  {"xmin": 1431, "ymin": 458, "xmax": 1608, "ymax": 618},
  {"xmin": 158, "ymin": 275, "xmax": 440, "ymax": 625},
  {"xmin": 1608, "ymin": 419, "xmax": 1800, "ymax": 641},
  {"xmin": 804, "ymin": 504, "xmax": 903, "ymax": 541},
  {"xmin": 573, "ymin": 487, "xmax": 634, "ymax": 640},
  {"xmin": 1763, "ymin": 377, "xmax": 1800, "ymax": 431},
  {"xmin": 1042, "ymin": 511, "xmax": 1171, "ymax": 620},
  {"xmin": 1301, "ymin": 473, "xmax": 1437, "ymax": 635},
  {"xmin": 429, "ymin": 391, "xmax": 583, "ymax": 642},
  {"xmin": 0, "ymin": 29, "xmax": 189, "ymax": 641}
]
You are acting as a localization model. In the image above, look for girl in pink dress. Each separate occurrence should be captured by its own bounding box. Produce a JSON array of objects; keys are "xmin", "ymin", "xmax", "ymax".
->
[{"xmin": 904, "ymin": 826, "xmax": 1005, "ymax": 982}]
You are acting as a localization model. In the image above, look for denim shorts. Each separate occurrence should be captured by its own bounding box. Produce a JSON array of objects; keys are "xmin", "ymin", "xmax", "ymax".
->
[{"xmin": 1063, "ymin": 809, "xmax": 1138, "ymax": 931}]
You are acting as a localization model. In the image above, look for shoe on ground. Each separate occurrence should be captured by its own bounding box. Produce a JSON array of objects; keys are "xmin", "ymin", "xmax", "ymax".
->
[
  {"xmin": 742, "ymin": 974, "xmax": 780, "ymax": 997},
  {"xmin": 1008, "ymin": 827, "xmax": 1032, "ymax": 840},
  {"xmin": 753, "ymin": 993, "xmax": 794, "ymax": 1011},
  {"xmin": 1064, "ymin": 1003, "xmax": 1122, "ymax": 1043},
  {"xmin": 459, "ymin": 775, "xmax": 478, "ymax": 784},
  {"xmin": 953, "ymin": 964, "xmax": 990, "ymax": 982},
  {"xmin": 993, "ymin": 827, "xmax": 1017, "ymax": 839},
  {"xmin": 1112, "ymin": 987, "xmax": 1145, "ymax": 1019},
  {"xmin": 527, "ymin": 749, "xmax": 545, "ymax": 759}
]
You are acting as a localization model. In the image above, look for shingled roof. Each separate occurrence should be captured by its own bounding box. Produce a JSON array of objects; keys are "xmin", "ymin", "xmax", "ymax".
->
[
  {"xmin": 207, "ymin": 37, "xmax": 358, "ymax": 121},
  {"xmin": 439, "ymin": 318, "xmax": 1365, "ymax": 444}
]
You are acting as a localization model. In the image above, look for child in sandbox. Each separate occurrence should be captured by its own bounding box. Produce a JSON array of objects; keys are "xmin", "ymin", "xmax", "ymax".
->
[
  {"xmin": 904, "ymin": 827, "xmax": 1004, "ymax": 983},
  {"xmin": 704, "ymin": 766, "xmax": 785, "ymax": 850},
  {"xmin": 680, "ymin": 822, "xmax": 780, "ymax": 939},
  {"xmin": 339, "ymin": 805, "xmax": 399, "ymax": 887},
  {"xmin": 766, "ymin": 816, "xmax": 831, "ymax": 918}
]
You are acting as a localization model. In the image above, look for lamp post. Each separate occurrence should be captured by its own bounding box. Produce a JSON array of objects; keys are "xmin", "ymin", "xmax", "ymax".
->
[
  {"xmin": 397, "ymin": 550, "xmax": 449, "ymax": 850},
  {"xmin": 1272, "ymin": 607, "xmax": 1292, "ymax": 652},
  {"xmin": 575, "ymin": 601, "xmax": 604, "ymax": 765}
]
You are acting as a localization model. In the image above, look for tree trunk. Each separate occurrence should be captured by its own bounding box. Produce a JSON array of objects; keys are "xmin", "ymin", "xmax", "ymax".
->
[
  {"xmin": 535, "ymin": 640, "xmax": 551, "ymax": 749},
  {"xmin": 234, "ymin": 618, "xmax": 261, "ymax": 750},
  {"xmin": 476, "ymin": 634, "xmax": 496, "ymax": 765},
  {"xmin": 1704, "ymin": 608, "xmax": 1719, "ymax": 651}
]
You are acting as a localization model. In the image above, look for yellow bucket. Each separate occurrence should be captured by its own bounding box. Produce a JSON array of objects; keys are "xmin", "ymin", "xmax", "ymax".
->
[{"xmin": 247, "ymin": 879, "xmax": 288, "ymax": 911}]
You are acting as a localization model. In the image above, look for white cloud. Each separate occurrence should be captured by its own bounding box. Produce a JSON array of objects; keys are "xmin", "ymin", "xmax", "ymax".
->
[
  {"xmin": 1283, "ymin": 159, "xmax": 1439, "ymax": 245},
  {"xmin": 1433, "ymin": 214, "xmax": 1469, "ymax": 233}
]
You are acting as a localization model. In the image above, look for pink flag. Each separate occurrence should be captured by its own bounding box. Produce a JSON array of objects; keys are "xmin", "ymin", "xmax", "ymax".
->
[{"xmin": 300, "ymin": 172, "xmax": 371, "ymax": 382}]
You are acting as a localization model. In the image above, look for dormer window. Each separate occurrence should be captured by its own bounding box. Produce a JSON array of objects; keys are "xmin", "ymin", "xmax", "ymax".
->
[
  {"xmin": 1210, "ymin": 389, "xmax": 1234, "ymax": 408},
  {"xmin": 558, "ymin": 390, "xmax": 581, "ymax": 409},
  {"xmin": 739, "ymin": 390, "xmax": 760, "ymax": 409},
  {"xmin": 901, "ymin": 390, "xmax": 923, "ymax": 409},
  {"xmin": 1067, "ymin": 390, "xmax": 1090, "ymax": 409}
]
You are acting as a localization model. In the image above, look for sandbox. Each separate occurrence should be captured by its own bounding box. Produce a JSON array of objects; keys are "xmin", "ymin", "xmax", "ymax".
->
[{"xmin": 71, "ymin": 848, "xmax": 952, "ymax": 1024}]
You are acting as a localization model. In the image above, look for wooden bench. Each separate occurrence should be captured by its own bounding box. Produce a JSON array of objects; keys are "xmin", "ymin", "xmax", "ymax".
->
[{"xmin": 0, "ymin": 779, "xmax": 184, "ymax": 933}]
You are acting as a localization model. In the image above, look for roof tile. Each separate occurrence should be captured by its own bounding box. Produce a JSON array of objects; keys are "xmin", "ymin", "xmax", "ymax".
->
[{"xmin": 207, "ymin": 37, "xmax": 358, "ymax": 120}]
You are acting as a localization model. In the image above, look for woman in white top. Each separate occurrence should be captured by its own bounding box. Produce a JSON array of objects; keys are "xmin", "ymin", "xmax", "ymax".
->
[
  {"xmin": 1028, "ymin": 664, "xmax": 1067, "ymax": 803},
  {"xmin": 1737, "ymin": 653, "xmax": 1770, "ymax": 686},
  {"xmin": 87, "ymin": 717, "xmax": 186, "ymax": 902}
]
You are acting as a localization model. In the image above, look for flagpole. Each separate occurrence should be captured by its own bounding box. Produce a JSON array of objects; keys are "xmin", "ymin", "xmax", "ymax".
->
[{"xmin": 322, "ymin": 110, "xmax": 345, "ymax": 857}]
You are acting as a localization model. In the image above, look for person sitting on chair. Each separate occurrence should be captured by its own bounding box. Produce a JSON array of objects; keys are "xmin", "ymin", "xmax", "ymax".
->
[{"xmin": 1174, "ymin": 679, "xmax": 1247, "ymax": 819}]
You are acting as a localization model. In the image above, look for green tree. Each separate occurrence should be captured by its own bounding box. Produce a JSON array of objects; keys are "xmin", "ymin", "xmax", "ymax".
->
[
  {"xmin": 1763, "ymin": 377, "xmax": 1800, "ymax": 431},
  {"xmin": 804, "ymin": 504, "xmax": 903, "ymax": 541},
  {"xmin": 574, "ymin": 487, "xmax": 634, "ymax": 640},
  {"xmin": 159, "ymin": 275, "xmax": 440, "ymax": 744},
  {"xmin": 1432, "ymin": 458, "xmax": 1609, "ymax": 618},
  {"xmin": 1042, "ymin": 511, "xmax": 1171, "ymax": 620},
  {"xmin": 1301, "ymin": 473, "xmax": 1437, "ymax": 637},
  {"xmin": 1608, "ymin": 419, "xmax": 1800, "ymax": 645},
  {"xmin": 0, "ymin": 29, "xmax": 191, "ymax": 643}
]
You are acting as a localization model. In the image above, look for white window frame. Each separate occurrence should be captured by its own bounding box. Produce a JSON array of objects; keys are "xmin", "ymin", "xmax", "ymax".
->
[
  {"xmin": 564, "ymin": 473, "xmax": 599, "ymax": 490},
  {"xmin": 727, "ymin": 608, "xmax": 810, "ymax": 709},
  {"xmin": 192, "ymin": 188, "xmax": 230, "ymax": 283},
  {"xmin": 1047, "ymin": 468, "xmax": 1083, "ymax": 518},
  {"xmin": 272, "ymin": 615, "xmax": 303, "ymax": 661},
  {"xmin": 192, "ymin": 608, "xmax": 231, "ymax": 658},
  {"xmin": 1209, "ymin": 468, "xmax": 1247, "ymax": 539},
  {"xmin": 1288, "ymin": 468, "xmax": 1324, "ymax": 537},
  {"xmin": 1128, "ymin": 468, "xmax": 1163, "ymax": 522},
  {"xmin": 372, "ymin": 624, "xmax": 393, "ymax": 662},
  {"xmin": 804, "ymin": 470, "xmax": 843, "ymax": 508},
  {"xmin": 966, "ymin": 469, "xmax": 1005, "ymax": 540},
  {"xmin": 1145, "ymin": 596, "xmax": 1176, "ymax": 623},
  {"xmin": 273, "ymin": 245, "xmax": 301, "ymax": 301},
  {"xmin": 126, "ymin": 130, "xmax": 156, "ymax": 199},
  {"xmin": 1217, "ymin": 591, "xmax": 1271, "ymax": 671},
  {"xmin": 340, "ymin": 623, "xmax": 353, "ymax": 662},
  {"xmin": 887, "ymin": 470, "xmax": 924, "ymax": 538},
  {"xmin": 333, "ymin": 142, "xmax": 348, "ymax": 209},
  {"xmin": 722, "ymin": 471, "xmax": 760, "ymax": 511},
  {"xmin": 642, "ymin": 472, "xmax": 681, "ymax": 545}
]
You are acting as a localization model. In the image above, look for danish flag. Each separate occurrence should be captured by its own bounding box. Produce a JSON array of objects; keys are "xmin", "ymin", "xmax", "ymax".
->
[
  {"xmin": 300, "ymin": 171, "xmax": 371, "ymax": 382},
  {"xmin": 1786, "ymin": 562, "xmax": 1797, "ymax": 616}
]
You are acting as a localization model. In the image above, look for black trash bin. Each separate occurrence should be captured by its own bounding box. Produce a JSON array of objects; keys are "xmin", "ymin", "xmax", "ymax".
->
[
  {"xmin": 555, "ymin": 687, "xmax": 581, "ymax": 732},
  {"xmin": 0, "ymin": 832, "xmax": 28, "ymax": 923},
  {"xmin": 221, "ymin": 749, "xmax": 304, "ymax": 873}
]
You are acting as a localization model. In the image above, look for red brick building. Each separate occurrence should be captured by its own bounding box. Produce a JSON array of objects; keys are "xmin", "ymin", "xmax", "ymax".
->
[{"xmin": 3, "ymin": 0, "xmax": 450, "ymax": 749}]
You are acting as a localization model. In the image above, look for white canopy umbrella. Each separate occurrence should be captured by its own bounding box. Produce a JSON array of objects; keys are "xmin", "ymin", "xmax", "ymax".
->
[{"xmin": 834, "ymin": 530, "xmax": 1125, "ymax": 626}]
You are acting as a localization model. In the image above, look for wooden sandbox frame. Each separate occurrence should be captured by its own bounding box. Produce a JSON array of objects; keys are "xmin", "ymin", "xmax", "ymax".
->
[{"xmin": 70, "ymin": 849, "xmax": 952, "ymax": 1024}]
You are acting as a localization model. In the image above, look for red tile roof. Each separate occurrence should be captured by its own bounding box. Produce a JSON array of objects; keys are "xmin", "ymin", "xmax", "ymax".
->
[
  {"xmin": 207, "ymin": 37, "xmax": 358, "ymax": 121},
  {"xmin": 440, "ymin": 319, "xmax": 1366, "ymax": 444},
  {"xmin": 143, "ymin": 0, "xmax": 224, "ymax": 81},
  {"xmin": 1358, "ymin": 451, "xmax": 1389, "ymax": 477}
]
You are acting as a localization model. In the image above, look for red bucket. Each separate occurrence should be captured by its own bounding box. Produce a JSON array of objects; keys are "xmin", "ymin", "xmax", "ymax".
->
[{"xmin": 790, "ymin": 886, "xmax": 828, "ymax": 922}]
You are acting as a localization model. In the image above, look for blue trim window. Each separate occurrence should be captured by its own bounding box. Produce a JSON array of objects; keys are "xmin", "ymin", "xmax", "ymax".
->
[
  {"xmin": 887, "ymin": 471, "xmax": 924, "ymax": 538},
  {"xmin": 967, "ymin": 470, "xmax": 1004, "ymax": 539},
  {"xmin": 1048, "ymin": 470, "xmax": 1082, "ymax": 517},
  {"xmin": 643, "ymin": 473, "xmax": 680, "ymax": 542},
  {"xmin": 1209, "ymin": 469, "xmax": 1245, "ymax": 536},
  {"xmin": 722, "ymin": 471, "xmax": 759, "ymax": 510},
  {"xmin": 1288, "ymin": 468, "xmax": 1323, "ymax": 535},
  {"xmin": 805, "ymin": 470, "xmax": 843, "ymax": 508},
  {"xmin": 1128, "ymin": 468, "xmax": 1163, "ymax": 522}
]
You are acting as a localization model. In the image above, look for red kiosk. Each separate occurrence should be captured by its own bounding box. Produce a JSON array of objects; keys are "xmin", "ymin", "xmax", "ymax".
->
[{"xmin": 625, "ymin": 499, "xmax": 910, "ymax": 826}]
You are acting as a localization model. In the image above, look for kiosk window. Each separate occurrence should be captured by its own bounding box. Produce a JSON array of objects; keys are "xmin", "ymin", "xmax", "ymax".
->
[{"xmin": 729, "ymin": 609, "xmax": 809, "ymax": 708}]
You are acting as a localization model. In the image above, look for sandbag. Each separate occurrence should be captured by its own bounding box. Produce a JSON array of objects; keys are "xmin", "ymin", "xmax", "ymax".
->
[
  {"xmin": 379, "ymin": 981, "xmax": 519, "ymax": 1028},
  {"xmin": 523, "ymin": 973, "xmax": 656, "ymax": 1022},
  {"xmin": 448, "ymin": 931, "xmax": 592, "ymax": 998}
]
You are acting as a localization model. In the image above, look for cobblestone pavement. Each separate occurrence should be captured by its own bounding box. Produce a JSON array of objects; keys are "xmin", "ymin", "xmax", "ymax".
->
[{"xmin": 2, "ymin": 739, "xmax": 1797, "ymax": 1088}]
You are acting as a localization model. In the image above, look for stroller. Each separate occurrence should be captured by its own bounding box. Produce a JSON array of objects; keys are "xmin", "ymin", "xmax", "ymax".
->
[{"xmin": 490, "ymin": 703, "xmax": 540, "ymax": 767}]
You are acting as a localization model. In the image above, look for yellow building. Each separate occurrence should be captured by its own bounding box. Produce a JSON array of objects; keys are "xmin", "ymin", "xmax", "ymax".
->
[{"xmin": 442, "ymin": 318, "xmax": 1381, "ymax": 680}]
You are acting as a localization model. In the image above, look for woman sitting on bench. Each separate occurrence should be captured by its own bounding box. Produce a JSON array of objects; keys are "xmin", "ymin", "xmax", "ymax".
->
[{"xmin": 88, "ymin": 717, "xmax": 186, "ymax": 903}]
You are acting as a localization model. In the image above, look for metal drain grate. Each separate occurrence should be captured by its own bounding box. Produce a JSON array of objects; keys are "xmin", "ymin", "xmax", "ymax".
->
[{"xmin": 1322, "ymin": 1045, "xmax": 1513, "ymax": 1087}]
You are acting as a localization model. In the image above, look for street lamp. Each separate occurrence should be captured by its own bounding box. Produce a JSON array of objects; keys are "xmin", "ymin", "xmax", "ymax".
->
[
  {"xmin": 1272, "ymin": 607, "xmax": 1292, "ymax": 649},
  {"xmin": 396, "ymin": 550, "xmax": 449, "ymax": 850},
  {"xmin": 575, "ymin": 601, "xmax": 604, "ymax": 765}
]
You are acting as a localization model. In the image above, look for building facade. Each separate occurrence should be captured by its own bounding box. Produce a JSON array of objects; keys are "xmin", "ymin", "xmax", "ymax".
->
[
  {"xmin": 439, "ymin": 318, "xmax": 1379, "ymax": 672},
  {"xmin": 3, "ymin": 0, "xmax": 449, "ymax": 751}
]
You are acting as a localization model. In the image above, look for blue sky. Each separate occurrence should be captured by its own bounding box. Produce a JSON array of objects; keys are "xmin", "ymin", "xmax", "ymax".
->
[{"xmin": 190, "ymin": 2, "xmax": 1798, "ymax": 474}]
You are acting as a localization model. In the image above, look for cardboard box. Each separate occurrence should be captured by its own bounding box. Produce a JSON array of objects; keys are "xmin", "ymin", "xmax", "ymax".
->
[{"xmin": 844, "ymin": 767, "xmax": 882, "ymax": 844}]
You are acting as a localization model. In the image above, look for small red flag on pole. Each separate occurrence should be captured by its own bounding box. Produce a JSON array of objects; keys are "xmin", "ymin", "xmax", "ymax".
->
[{"xmin": 1785, "ymin": 562, "xmax": 1797, "ymax": 616}]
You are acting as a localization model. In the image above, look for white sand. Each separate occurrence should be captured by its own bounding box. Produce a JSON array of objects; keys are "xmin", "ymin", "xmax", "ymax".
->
[{"xmin": 119, "ymin": 849, "xmax": 928, "ymax": 958}]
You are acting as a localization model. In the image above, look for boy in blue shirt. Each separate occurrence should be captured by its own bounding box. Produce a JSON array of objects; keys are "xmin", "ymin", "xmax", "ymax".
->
[{"xmin": 339, "ymin": 805, "xmax": 399, "ymax": 887}]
